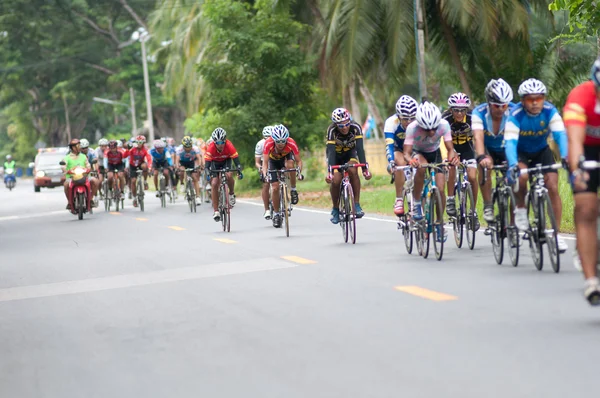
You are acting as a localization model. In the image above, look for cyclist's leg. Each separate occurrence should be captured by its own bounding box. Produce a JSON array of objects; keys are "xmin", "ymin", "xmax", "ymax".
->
[
  {"xmin": 330, "ymin": 154, "xmax": 346, "ymax": 209},
  {"xmin": 347, "ymin": 154, "xmax": 360, "ymax": 203},
  {"xmin": 269, "ymin": 159, "xmax": 282, "ymax": 212},
  {"xmin": 192, "ymin": 170, "xmax": 201, "ymax": 197},
  {"xmin": 540, "ymin": 147, "xmax": 561, "ymax": 230},
  {"xmin": 130, "ymin": 166, "xmax": 138, "ymax": 197},
  {"xmin": 152, "ymin": 161, "xmax": 159, "ymax": 191},
  {"xmin": 285, "ymin": 157, "xmax": 297, "ymax": 188},
  {"xmin": 117, "ymin": 167, "xmax": 125, "ymax": 192},
  {"xmin": 271, "ymin": 181, "xmax": 281, "ymax": 212},
  {"xmin": 412, "ymin": 152, "xmax": 428, "ymax": 202},
  {"xmin": 107, "ymin": 170, "xmax": 115, "ymax": 190},
  {"xmin": 433, "ymin": 149, "xmax": 446, "ymax": 212},
  {"xmin": 211, "ymin": 174, "xmax": 220, "ymax": 212},
  {"xmin": 261, "ymin": 180, "xmax": 270, "ymax": 210},
  {"xmin": 163, "ymin": 167, "xmax": 170, "ymax": 186},
  {"xmin": 141, "ymin": 163, "xmax": 149, "ymax": 189},
  {"xmin": 463, "ymin": 146, "xmax": 478, "ymax": 206},
  {"xmin": 393, "ymin": 150, "xmax": 406, "ymax": 197}
]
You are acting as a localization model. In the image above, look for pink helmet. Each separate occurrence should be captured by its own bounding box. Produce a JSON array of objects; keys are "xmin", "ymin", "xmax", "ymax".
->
[{"xmin": 448, "ymin": 93, "xmax": 471, "ymax": 108}]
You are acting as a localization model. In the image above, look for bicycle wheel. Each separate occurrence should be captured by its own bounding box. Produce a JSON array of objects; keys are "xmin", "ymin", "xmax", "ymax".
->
[
  {"xmin": 465, "ymin": 184, "xmax": 476, "ymax": 250},
  {"xmin": 422, "ymin": 197, "xmax": 431, "ymax": 259},
  {"xmin": 401, "ymin": 189, "xmax": 413, "ymax": 254},
  {"xmin": 506, "ymin": 189, "xmax": 520, "ymax": 267},
  {"xmin": 224, "ymin": 184, "xmax": 231, "ymax": 232},
  {"xmin": 491, "ymin": 190, "xmax": 504, "ymax": 265},
  {"xmin": 282, "ymin": 184, "xmax": 290, "ymax": 237},
  {"xmin": 347, "ymin": 182, "xmax": 357, "ymax": 244},
  {"xmin": 339, "ymin": 185, "xmax": 348, "ymax": 243},
  {"xmin": 527, "ymin": 194, "xmax": 543, "ymax": 270},
  {"xmin": 187, "ymin": 181, "xmax": 194, "ymax": 213},
  {"xmin": 453, "ymin": 185, "xmax": 464, "ymax": 248},
  {"xmin": 105, "ymin": 188, "xmax": 111, "ymax": 212},
  {"xmin": 541, "ymin": 192, "xmax": 560, "ymax": 273},
  {"xmin": 159, "ymin": 177, "xmax": 166, "ymax": 208},
  {"xmin": 115, "ymin": 189, "xmax": 120, "ymax": 212},
  {"xmin": 431, "ymin": 189, "xmax": 444, "ymax": 261}
]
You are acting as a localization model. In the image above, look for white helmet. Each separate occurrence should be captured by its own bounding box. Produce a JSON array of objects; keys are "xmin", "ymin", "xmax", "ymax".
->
[
  {"xmin": 415, "ymin": 102, "xmax": 442, "ymax": 130},
  {"xmin": 271, "ymin": 124, "xmax": 290, "ymax": 142},
  {"xmin": 80, "ymin": 138, "xmax": 90, "ymax": 149},
  {"xmin": 211, "ymin": 127, "xmax": 227, "ymax": 142},
  {"xmin": 153, "ymin": 139, "xmax": 165, "ymax": 149},
  {"xmin": 518, "ymin": 78, "xmax": 547, "ymax": 96},
  {"xmin": 331, "ymin": 108, "xmax": 351, "ymax": 124},
  {"xmin": 262, "ymin": 126, "xmax": 273, "ymax": 138},
  {"xmin": 448, "ymin": 92, "xmax": 471, "ymax": 108},
  {"xmin": 485, "ymin": 78, "xmax": 513, "ymax": 104},
  {"xmin": 6, "ymin": 155, "xmax": 12, "ymax": 160},
  {"xmin": 395, "ymin": 95, "xmax": 418, "ymax": 118},
  {"xmin": 98, "ymin": 138, "xmax": 109, "ymax": 146}
]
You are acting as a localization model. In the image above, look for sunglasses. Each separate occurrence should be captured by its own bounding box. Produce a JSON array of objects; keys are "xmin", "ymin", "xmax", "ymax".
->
[
  {"xmin": 523, "ymin": 95, "xmax": 545, "ymax": 105},
  {"xmin": 215, "ymin": 141, "xmax": 225, "ymax": 145},
  {"xmin": 337, "ymin": 122, "xmax": 351, "ymax": 128},
  {"xmin": 274, "ymin": 139, "xmax": 288, "ymax": 145},
  {"xmin": 400, "ymin": 117, "xmax": 415, "ymax": 122},
  {"xmin": 489, "ymin": 103, "xmax": 508, "ymax": 109},
  {"xmin": 451, "ymin": 108, "xmax": 467, "ymax": 113}
]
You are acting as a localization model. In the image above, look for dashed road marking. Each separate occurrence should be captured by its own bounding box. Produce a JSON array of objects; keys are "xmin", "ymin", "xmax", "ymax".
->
[
  {"xmin": 214, "ymin": 238, "xmax": 237, "ymax": 244},
  {"xmin": 281, "ymin": 255, "xmax": 317, "ymax": 264},
  {"xmin": 136, "ymin": 218, "xmax": 148, "ymax": 221},
  {"xmin": 168, "ymin": 226, "xmax": 186, "ymax": 231},
  {"xmin": 395, "ymin": 285, "xmax": 458, "ymax": 302},
  {"xmin": 109, "ymin": 212, "xmax": 122, "ymax": 216}
]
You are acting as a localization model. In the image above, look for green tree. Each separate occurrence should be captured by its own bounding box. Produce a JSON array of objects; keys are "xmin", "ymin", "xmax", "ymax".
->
[{"xmin": 549, "ymin": 0, "xmax": 600, "ymax": 48}]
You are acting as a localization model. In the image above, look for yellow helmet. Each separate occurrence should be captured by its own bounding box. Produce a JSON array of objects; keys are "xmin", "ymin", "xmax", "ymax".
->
[{"xmin": 182, "ymin": 136, "xmax": 193, "ymax": 148}]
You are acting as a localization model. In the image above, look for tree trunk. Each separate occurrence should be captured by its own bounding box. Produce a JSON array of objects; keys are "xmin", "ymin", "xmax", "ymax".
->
[
  {"xmin": 438, "ymin": 5, "xmax": 472, "ymax": 98},
  {"xmin": 62, "ymin": 94, "xmax": 71, "ymax": 143},
  {"xmin": 343, "ymin": 84, "xmax": 351, "ymax": 112},
  {"xmin": 349, "ymin": 77, "xmax": 362, "ymax": 125},
  {"xmin": 357, "ymin": 76, "xmax": 383, "ymax": 139}
]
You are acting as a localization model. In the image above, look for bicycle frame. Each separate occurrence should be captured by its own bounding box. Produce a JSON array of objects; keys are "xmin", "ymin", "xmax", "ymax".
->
[{"xmin": 329, "ymin": 163, "xmax": 368, "ymax": 244}]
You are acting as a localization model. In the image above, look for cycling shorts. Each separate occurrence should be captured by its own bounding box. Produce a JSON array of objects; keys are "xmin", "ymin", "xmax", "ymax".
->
[
  {"xmin": 268, "ymin": 153, "xmax": 295, "ymax": 182},
  {"xmin": 486, "ymin": 150, "xmax": 506, "ymax": 166},
  {"xmin": 574, "ymin": 146, "xmax": 600, "ymax": 195},
  {"xmin": 518, "ymin": 146, "xmax": 557, "ymax": 174},
  {"xmin": 454, "ymin": 142, "xmax": 475, "ymax": 161},
  {"xmin": 413, "ymin": 148, "xmax": 442, "ymax": 164},
  {"xmin": 179, "ymin": 161, "xmax": 196, "ymax": 171},
  {"xmin": 129, "ymin": 164, "xmax": 146, "ymax": 177},
  {"xmin": 107, "ymin": 163, "xmax": 124, "ymax": 173},
  {"xmin": 333, "ymin": 150, "xmax": 359, "ymax": 169},
  {"xmin": 152, "ymin": 160, "xmax": 169, "ymax": 170}
]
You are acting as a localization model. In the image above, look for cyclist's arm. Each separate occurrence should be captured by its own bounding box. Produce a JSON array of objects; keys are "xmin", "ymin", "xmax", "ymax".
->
[
  {"xmin": 443, "ymin": 139, "xmax": 458, "ymax": 161},
  {"xmin": 403, "ymin": 145, "xmax": 413, "ymax": 163},
  {"xmin": 567, "ymin": 124, "xmax": 586, "ymax": 172},
  {"xmin": 261, "ymin": 153, "xmax": 269, "ymax": 178},
  {"xmin": 504, "ymin": 119, "xmax": 520, "ymax": 168},
  {"xmin": 548, "ymin": 110, "xmax": 568, "ymax": 159},
  {"xmin": 205, "ymin": 160, "xmax": 213, "ymax": 172},
  {"xmin": 471, "ymin": 112, "xmax": 485, "ymax": 157},
  {"xmin": 166, "ymin": 151, "xmax": 173, "ymax": 167},
  {"xmin": 384, "ymin": 118, "xmax": 397, "ymax": 163},
  {"xmin": 254, "ymin": 155, "xmax": 262, "ymax": 170},
  {"xmin": 355, "ymin": 135, "xmax": 367, "ymax": 166},
  {"xmin": 174, "ymin": 154, "xmax": 180, "ymax": 169},
  {"xmin": 232, "ymin": 156, "xmax": 241, "ymax": 169}
]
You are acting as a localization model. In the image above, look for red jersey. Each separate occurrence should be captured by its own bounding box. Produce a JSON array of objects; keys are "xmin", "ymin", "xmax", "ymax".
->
[
  {"xmin": 564, "ymin": 81, "xmax": 600, "ymax": 146},
  {"xmin": 204, "ymin": 140, "xmax": 239, "ymax": 162},
  {"xmin": 104, "ymin": 148, "xmax": 126, "ymax": 165},
  {"xmin": 124, "ymin": 146, "xmax": 152, "ymax": 167},
  {"xmin": 263, "ymin": 137, "xmax": 299, "ymax": 160}
]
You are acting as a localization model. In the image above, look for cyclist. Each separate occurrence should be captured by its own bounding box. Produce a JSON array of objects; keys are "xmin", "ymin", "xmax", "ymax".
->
[
  {"xmin": 261, "ymin": 124, "xmax": 303, "ymax": 228},
  {"xmin": 474, "ymin": 78, "xmax": 516, "ymax": 225},
  {"xmin": 403, "ymin": 102, "xmax": 459, "ymax": 241},
  {"xmin": 150, "ymin": 139, "xmax": 173, "ymax": 198},
  {"xmin": 504, "ymin": 78, "xmax": 568, "ymax": 252},
  {"xmin": 95, "ymin": 138, "xmax": 109, "ymax": 195},
  {"xmin": 164, "ymin": 137, "xmax": 178, "ymax": 192},
  {"xmin": 62, "ymin": 138, "xmax": 99, "ymax": 209},
  {"xmin": 326, "ymin": 108, "xmax": 371, "ymax": 223},
  {"xmin": 255, "ymin": 125, "xmax": 274, "ymax": 220},
  {"xmin": 103, "ymin": 140, "xmax": 127, "ymax": 195},
  {"xmin": 126, "ymin": 134, "xmax": 152, "ymax": 208},
  {"xmin": 205, "ymin": 128, "xmax": 243, "ymax": 222},
  {"xmin": 385, "ymin": 95, "xmax": 418, "ymax": 216},
  {"xmin": 175, "ymin": 136, "xmax": 204, "ymax": 206},
  {"xmin": 564, "ymin": 57, "xmax": 600, "ymax": 304},
  {"xmin": 442, "ymin": 93, "xmax": 479, "ymax": 229},
  {"xmin": 79, "ymin": 139, "xmax": 97, "ymax": 170}
]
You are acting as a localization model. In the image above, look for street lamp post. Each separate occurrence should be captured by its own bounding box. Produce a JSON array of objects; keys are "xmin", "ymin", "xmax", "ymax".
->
[
  {"xmin": 132, "ymin": 28, "xmax": 154, "ymax": 143},
  {"xmin": 92, "ymin": 96, "xmax": 137, "ymax": 136}
]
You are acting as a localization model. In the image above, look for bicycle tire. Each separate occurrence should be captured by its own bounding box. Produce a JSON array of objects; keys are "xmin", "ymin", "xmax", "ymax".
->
[
  {"xmin": 465, "ymin": 184, "xmax": 476, "ymax": 250},
  {"xmin": 105, "ymin": 189, "xmax": 111, "ymax": 212},
  {"xmin": 160, "ymin": 176, "xmax": 166, "ymax": 208},
  {"xmin": 340, "ymin": 185, "xmax": 348, "ymax": 243},
  {"xmin": 402, "ymin": 189, "xmax": 413, "ymax": 254},
  {"xmin": 187, "ymin": 179, "xmax": 194, "ymax": 213},
  {"xmin": 223, "ymin": 183, "xmax": 231, "ymax": 232},
  {"xmin": 506, "ymin": 189, "xmax": 520, "ymax": 267},
  {"xmin": 491, "ymin": 190, "xmax": 504, "ymax": 265},
  {"xmin": 282, "ymin": 184, "xmax": 290, "ymax": 237},
  {"xmin": 527, "ymin": 193, "xmax": 543, "ymax": 270},
  {"xmin": 347, "ymin": 182, "xmax": 357, "ymax": 244},
  {"xmin": 432, "ymin": 189, "xmax": 444, "ymax": 261},
  {"xmin": 137, "ymin": 179, "xmax": 145, "ymax": 212},
  {"xmin": 541, "ymin": 192, "xmax": 560, "ymax": 273},
  {"xmin": 453, "ymin": 185, "xmax": 464, "ymax": 248},
  {"xmin": 422, "ymin": 197, "xmax": 431, "ymax": 259},
  {"xmin": 115, "ymin": 191, "xmax": 120, "ymax": 212}
]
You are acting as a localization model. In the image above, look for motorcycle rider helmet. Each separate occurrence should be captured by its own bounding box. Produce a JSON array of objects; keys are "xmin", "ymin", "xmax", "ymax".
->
[
  {"xmin": 6, "ymin": 154, "xmax": 12, "ymax": 160},
  {"xmin": 68, "ymin": 138, "xmax": 80, "ymax": 148}
]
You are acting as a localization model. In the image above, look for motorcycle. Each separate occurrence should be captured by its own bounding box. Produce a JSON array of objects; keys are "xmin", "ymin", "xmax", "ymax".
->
[
  {"xmin": 4, "ymin": 167, "xmax": 16, "ymax": 190},
  {"xmin": 61, "ymin": 160, "xmax": 96, "ymax": 220}
]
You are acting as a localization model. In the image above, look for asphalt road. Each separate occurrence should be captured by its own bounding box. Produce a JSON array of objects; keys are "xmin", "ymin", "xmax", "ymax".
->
[{"xmin": 0, "ymin": 180, "xmax": 596, "ymax": 398}]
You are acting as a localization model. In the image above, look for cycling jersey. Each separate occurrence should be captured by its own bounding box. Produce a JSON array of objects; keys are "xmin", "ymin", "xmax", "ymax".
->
[
  {"xmin": 404, "ymin": 119, "xmax": 452, "ymax": 153},
  {"xmin": 326, "ymin": 122, "xmax": 366, "ymax": 166},
  {"xmin": 563, "ymin": 81, "xmax": 600, "ymax": 146},
  {"xmin": 384, "ymin": 115, "xmax": 406, "ymax": 162},
  {"xmin": 82, "ymin": 149, "xmax": 96, "ymax": 165},
  {"xmin": 150, "ymin": 148, "xmax": 173, "ymax": 166},
  {"xmin": 125, "ymin": 147, "xmax": 151, "ymax": 168},
  {"xmin": 471, "ymin": 103, "xmax": 517, "ymax": 152},
  {"xmin": 255, "ymin": 138, "xmax": 266, "ymax": 158},
  {"xmin": 204, "ymin": 141, "xmax": 238, "ymax": 162},
  {"xmin": 95, "ymin": 147, "xmax": 106, "ymax": 163},
  {"xmin": 442, "ymin": 111, "xmax": 473, "ymax": 145},
  {"xmin": 176, "ymin": 145, "xmax": 202, "ymax": 164},
  {"xmin": 263, "ymin": 137, "xmax": 299, "ymax": 160},
  {"xmin": 504, "ymin": 101, "xmax": 567, "ymax": 168},
  {"xmin": 103, "ymin": 148, "xmax": 126, "ymax": 167}
]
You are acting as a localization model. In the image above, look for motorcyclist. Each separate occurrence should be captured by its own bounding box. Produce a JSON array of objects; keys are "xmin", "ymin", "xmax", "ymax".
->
[
  {"xmin": 61, "ymin": 139, "xmax": 99, "ymax": 210},
  {"xmin": 3, "ymin": 155, "xmax": 16, "ymax": 187}
]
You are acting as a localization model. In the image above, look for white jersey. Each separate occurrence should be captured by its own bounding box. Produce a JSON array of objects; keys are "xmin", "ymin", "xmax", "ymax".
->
[
  {"xmin": 95, "ymin": 147, "xmax": 105, "ymax": 161},
  {"xmin": 255, "ymin": 139, "xmax": 266, "ymax": 157}
]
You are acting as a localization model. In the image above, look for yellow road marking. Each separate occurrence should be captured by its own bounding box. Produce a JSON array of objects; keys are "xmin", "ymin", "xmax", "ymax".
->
[
  {"xmin": 136, "ymin": 218, "xmax": 148, "ymax": 221},
  {"xmin": 394, "ymin": 286, "xmax": 457, "ymax": 302},
  {"xmin": 109, "ymin": 212, "xmax": 122, "ymax": 216},
  {"xmin": 168, "ymin": 226, "xmax": 186, "ymax": 231},
  {"xmin": 281, "ymin": 256, "xmax": 316, "ymax": 265},
  {"xmin": 214, "ymin": 238, "xmax": 237, "ymax": 244}
]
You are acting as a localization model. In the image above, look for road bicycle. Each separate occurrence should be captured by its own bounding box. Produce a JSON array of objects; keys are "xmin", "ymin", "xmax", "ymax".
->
[
  {"xmin": 481, "ymin": 164, "xmax": 520, "ymax": 266},
  {"xmin": 155, "ymin": 166, "xmax": 173, "ymax": 208},
  {"xmin": 328, "ymin": 163, "xmax": 368, "ymax": 244},
  {"xmin": 414, "ymin": 163, "xmax": 447, "ymax": 261},
  {"xmin": 450, "ymin": 159, "xmax": 478, "ymax": 250},
  {"xmin": 210, "ymin": 167, "xmax": 242, "ymax": 232},
  {"xmin": 268, "ymin": 167, "xmax": 303, "ymax": 237},
  {"xmin": 134, "ymin": 169, "xmax": 145, "ymax": 212},
  {"xmin": 184, "ymin": 167, "xmax": 199, "ymax": 213},
  {"xmin": 392, "ymin": 165, "xmax": 414, "ymax": 253}
]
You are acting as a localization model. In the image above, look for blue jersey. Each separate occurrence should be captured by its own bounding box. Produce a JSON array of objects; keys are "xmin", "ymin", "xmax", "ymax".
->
[
  {"xmin": 149, "ymin": 148, "xmax": 173, "ymax": 166},
  {"xmin": 166, "ymin": 145, "xmax": 176, "ymax": 156},
  {"xmin": 471, "ymin": 103, "xmax": 516, "ymax": 153},
  {"xmin": 504, "ymin": 101, "xmax": 567, "ymax": 167},
  {"xmin": 384, "ymin": 115, "xmax": 406, "ymax": 162},
  {"xmin": 84, "ymin": 149, "xmax": 96, "ymax": 164}
]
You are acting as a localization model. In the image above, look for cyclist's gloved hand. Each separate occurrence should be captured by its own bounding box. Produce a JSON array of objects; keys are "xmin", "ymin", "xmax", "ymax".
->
[
  {"xmin": 387, "ymin": 162, "xmax": 395, "ymax": 175},
  {"xmin": 561, "ymin": 157, "xmax": 569, "ymax": 171},
  {"xmin": 237, "ymin": 170, "xmax": 244, "ymax": 180},
  {"xmin": 363, "ymin": 170, "xmax": 372, "ymax": 180},
  {"xmin": 325, "ymin": 173, "xmax": 333, "ymax": 184},
  {"xmin": 298, "ymin": 173, "xmax": 305, "ymax": 181},
  {"xmin": 409, "ymin": 157, "xmax": 420, "ymax": 168},
  {"xmin": 259, "ymin": 172, "xmax": 264, "ymax": 183},
  {"xmin": 506, "ymin": 166, "xmax": 519, "ymax": 186},
  {"xmin": 570, "ymin": 169, "xmax": 589, "ymax": 192}
]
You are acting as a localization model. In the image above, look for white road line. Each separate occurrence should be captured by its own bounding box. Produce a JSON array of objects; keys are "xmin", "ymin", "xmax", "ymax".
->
[
  {"xmin": 0, "ymin": 258, "xmax": 298, "ymax": 303},
  {"xmin": 0, "ymin": 210, "xmax": 65, "ymax": 223},
  {"xmin": 236, "ymin": 199, "xmax": 576, "ymax": 240}
]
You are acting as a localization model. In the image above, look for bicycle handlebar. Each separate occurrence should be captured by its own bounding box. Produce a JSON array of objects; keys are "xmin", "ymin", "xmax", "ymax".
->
[
  {"xmin": 519, "ymin": 163, "xmax": 562, "ymax": 175},
  {"xmin": 581, "ymin": 160, "xmax": 600, "ymax": 170},
  {"xmin": 329, "ymin": 163, "xmax": 368, "ymax": 171}
]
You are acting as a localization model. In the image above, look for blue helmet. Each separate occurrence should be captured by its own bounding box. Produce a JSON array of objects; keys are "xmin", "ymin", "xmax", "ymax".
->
[{"xmin": 592, "ymin": 57, "xmax": 600, "ymax": 87}]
